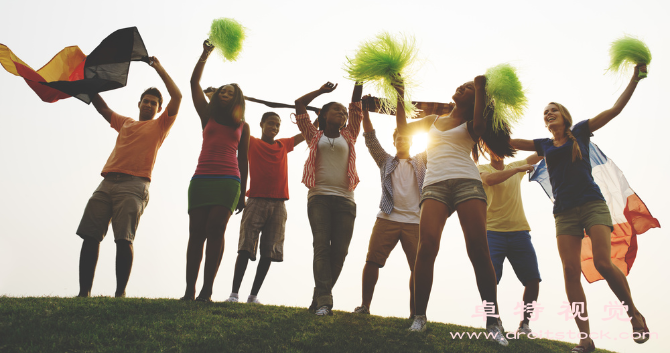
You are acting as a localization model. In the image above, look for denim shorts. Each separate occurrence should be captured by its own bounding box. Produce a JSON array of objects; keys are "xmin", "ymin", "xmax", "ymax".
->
[
  {"xmin": 420, "ymin": 178, "xmax": 487, "ymax": 214},
  {"xmin": 487, "ymin": 230, "xmax": 541, "ymax": 286},
  {"xmin": 554, "ymin": 200, "xmax": 614, "ymax": 238}
]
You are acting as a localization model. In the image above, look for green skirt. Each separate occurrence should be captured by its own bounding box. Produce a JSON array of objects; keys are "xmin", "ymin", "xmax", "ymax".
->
[{"xmin": 188, "ymin": 178, "xmax": 241, "ymax": 213}]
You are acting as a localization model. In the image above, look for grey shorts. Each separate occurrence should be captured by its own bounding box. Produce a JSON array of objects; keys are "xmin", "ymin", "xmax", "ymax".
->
[
  {"xmin": 420, "ymin": 178, "xmax": 487, "ymax": 215},
  {"xmin": 238, "ymin": 198, "xmax": 287, "ymax": 262},
  {"xmin": 76, "ymin": 173, "xmax": 150, "ymax": 243},
  {"xmin": 554, "ymin": 200, "xmax": 614, "ymax": 238}
]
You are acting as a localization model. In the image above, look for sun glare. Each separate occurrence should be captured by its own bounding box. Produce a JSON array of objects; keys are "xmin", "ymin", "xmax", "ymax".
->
[{"xmin": 410, "ymin": 132, "xmax": 428, "ymax": 155}]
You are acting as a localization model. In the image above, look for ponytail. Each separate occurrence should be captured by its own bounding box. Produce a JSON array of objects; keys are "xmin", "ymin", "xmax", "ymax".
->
[
  {"xmin": 472, "ymin": 101, "xmax": 516, "ymax": 163},
  {"xmin": 565, "ymin": 129, "xmax": 583, "ymax": 162}
]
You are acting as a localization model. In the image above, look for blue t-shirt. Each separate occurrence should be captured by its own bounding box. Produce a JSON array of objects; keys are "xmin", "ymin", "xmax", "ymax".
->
[{"xmin": 533, "ymin": 120, "xmax": 604, "ymax": 214}]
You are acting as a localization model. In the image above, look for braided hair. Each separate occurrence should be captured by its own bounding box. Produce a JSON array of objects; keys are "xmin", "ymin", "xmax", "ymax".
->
[{"xmin": 549, "ymin": 102, "xmax": 582, "ymax": 162}]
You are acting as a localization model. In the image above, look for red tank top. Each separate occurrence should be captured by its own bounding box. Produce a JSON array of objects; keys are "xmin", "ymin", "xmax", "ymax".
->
[{"xmin": 194, "ymin": 118, "xmax": 243, "ymax": 177}]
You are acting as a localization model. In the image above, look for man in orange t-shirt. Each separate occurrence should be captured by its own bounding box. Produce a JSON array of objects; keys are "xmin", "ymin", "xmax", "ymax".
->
[
  {"xmin": 76, "ymin": 57, "xmax": 181, "ymax": 298},
  {"xmin": 224, "ymin": 111, "xmax": 311, "ymax": 304}
]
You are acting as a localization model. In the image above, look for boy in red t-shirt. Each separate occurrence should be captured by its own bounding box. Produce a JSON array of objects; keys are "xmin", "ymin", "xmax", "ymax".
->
[{"xmin": 225, "ymin": 112, "xmax": 310, "ymax": 304}]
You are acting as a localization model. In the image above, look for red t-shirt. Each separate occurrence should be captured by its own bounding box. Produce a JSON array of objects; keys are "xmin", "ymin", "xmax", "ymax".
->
[{"xmin": 246, "ymin": 136, "xmax": 294, "ymax": 199}]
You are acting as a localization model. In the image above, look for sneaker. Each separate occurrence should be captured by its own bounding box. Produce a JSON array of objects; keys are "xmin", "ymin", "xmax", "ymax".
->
[
  {"xmin": 247, "ymin": 296, "xmax": 262, "ymax": 304},
  {"xmin": 353, "ymin": 305, "xmax": 370, "ymax": 314},
  {"xmin": 486, "ymin": 323, "xmax": 509, "ymax": 347},
  {"xmin": 408, "ymin": 315, "xmax": 427, "ymax": 332},
  {"xmin": 315, "ymin": 305, "xmax": 333, "ymax": 316},
  {"xmin": 517, "ymin": 321, "xmax": 532, "ymax": 335},
  {"xmin": 225, "ymin": 295, "xmax": 239, "ymax": 303}
]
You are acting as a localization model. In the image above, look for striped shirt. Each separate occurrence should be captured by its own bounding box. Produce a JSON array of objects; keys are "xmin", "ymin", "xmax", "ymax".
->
[
  {"xmin": 296, "ymin": 102, "xmax": 363, "ymax": 191},
  {"xmin": 363, "ymin": 130, "xmax": 427, "ymax": 214}
]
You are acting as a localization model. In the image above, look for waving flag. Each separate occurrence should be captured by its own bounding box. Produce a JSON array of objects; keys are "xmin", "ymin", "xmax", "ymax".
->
[
  {"xmin": 530, "ymin": 142, "xmax": 660, "ymax": 283},
  {"xmin": 0, "ymin": 27, "xmax": 148, "ymax": 104}
]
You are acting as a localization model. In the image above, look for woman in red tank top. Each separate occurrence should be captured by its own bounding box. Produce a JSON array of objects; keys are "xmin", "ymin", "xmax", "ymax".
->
[{"xmin": 181, "ymin": 40, "xmax": 250, "ymax": 302}]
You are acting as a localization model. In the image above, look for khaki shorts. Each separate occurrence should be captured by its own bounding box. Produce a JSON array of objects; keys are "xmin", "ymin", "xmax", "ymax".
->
[
  {"xmin": 76, "ymin": 173, "xmax": 150, "ymax": 243},
  {"xmin": 554, "ymin": 200, "xmax": 613, "ymax": 238},
  {"xmin": 238, "ymin": 198, "xmax": 287, "ymax": 262},
  {"xmin": 366, "ymin": 218, "xmax": 419, "ymax": 269}
]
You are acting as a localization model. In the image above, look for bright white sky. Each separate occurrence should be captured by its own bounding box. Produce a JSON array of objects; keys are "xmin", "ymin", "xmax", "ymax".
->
[{"xmin": 1, "ymin": 1, "xmax": 668, "ymax": 352}]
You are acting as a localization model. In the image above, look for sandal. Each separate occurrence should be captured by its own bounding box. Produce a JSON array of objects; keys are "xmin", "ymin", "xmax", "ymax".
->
[
  {"xmin": 633, "ymin": 315, "xmax": 650, "ymax": 344},
  {"xmin": 570, "ymin": 339, "xmax": 595, "ymax": 353},
  {"xmin": 195, "ymin": 296, "xmax": 212, "ymax": 303},
  {"xmin": 179, "ymin": 296, "xmax": 194, "ymax": 301}
]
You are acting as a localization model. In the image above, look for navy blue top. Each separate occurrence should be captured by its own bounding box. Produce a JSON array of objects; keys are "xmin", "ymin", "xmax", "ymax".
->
[{"xmin": 533, "ymin": 120, "xmax": 604, "ymax": 214}]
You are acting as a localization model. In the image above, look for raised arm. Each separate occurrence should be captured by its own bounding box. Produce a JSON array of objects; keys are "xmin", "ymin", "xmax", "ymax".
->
[
  {"xmin": 511, "ymin": 139, "xmax": 536, "ymax": 151},
  {"xmin": 236, "ymin": 122, "xmax": 251, "ymax": 214},
  {"xmin": 362, "ymin": 95, "xmax": 373, "ymax": 133},
  {"xmin": 344, "ymin": 83, "xmax": 364, "ymax": 139},
  {"xmin": 480, "ymin": 163, "xmax": 534, "ymax": 186},
  {"xmin": 589, "ymin": 64, "xmax": 647, "ymax": 133},
  {"xmin": 394, "ymin": 80, "xmax": 434, "ymax": 136},
  {"xmin": 292, "ymin": 118, "xmax": 319, "ymax": 147},
  {"xmin": 191, "ymin": 40, "xmax": 214, "ymax": 128},
  {"xmin": 150, "ymin": 57, "xmax": 181, "ymax": 117},
  {"xmin": 471, "ymin": 75, "xmax": 487, "ymax": 137},
  {"xmin": 295, "ymin": 82, "xmax": 337, "ymax": 116},
  {"xmin": 90, "ymin": 94, "xmax": 115, "ymax": 123}
]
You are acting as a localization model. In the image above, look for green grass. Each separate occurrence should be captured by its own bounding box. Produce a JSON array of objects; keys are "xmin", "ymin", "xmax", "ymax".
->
[{"xmin": 0, "ymin": 297, "xmax": 615, "ymax": 353}]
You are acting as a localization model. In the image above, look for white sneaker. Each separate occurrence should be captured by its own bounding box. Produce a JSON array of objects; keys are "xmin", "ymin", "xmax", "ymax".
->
[
  {"xmin": 408, "ymin": 315, "xmax": 427, "ymax": 332},
  {"xmin": 353, "ymin": 305, "xmax": 370, "ymax": 314},
  {"xmin": 225, "ymin": 294, "xmax": 239, "ymax": 303},
  {"xmin": 247, "ymin": 296, "xmax": 262, "ymax": 304},
  {"xmin": 315, "ymin": 305, "xmax": 332, "ymax": 316},
  {"xmin": 517, "ymin": 322, "xmax": 532, "ymax": 335},
  {"xmin": 486, "ymin": 324, "xmax": 509, "ymax": 347}
]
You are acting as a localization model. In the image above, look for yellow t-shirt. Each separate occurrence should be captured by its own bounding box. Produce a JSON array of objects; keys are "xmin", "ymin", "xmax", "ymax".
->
[
  {"xmin": 478, "ymin": 160, "xmax": 530, "ymax": 232},
  {"xmin": 101, "ymin": 110, "xmax": 176, "ymax": 181}
]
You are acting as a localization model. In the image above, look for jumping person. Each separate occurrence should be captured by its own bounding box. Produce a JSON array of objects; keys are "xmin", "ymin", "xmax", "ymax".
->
[
  {"xmin": 511, "ymin": 64, "xmax": 649, "ymax": 352},
  {"xmin": 295, "ymin": 81, "xmax": 363, "ymax": 316},
  {"xmin": 182, "ymin": 40, "xmax": 250, "ymax": 302},
  {"xmin": 224, "ymin": 111, "xmax": 309, "ymax": 304},
  {"xmin": 76, "ymin": 56, "xmax": 181, "ymax": 298},
  {"xmin": 353, "ymin": 96, "xmax": 426, "ymax": 317},
  {"xmin": 395, "ymin": 77, "xmax": 513, "ymax": 347},
  {"xmin": 478, "ymin": 152, "xmax": 543, "ymax": 334}
]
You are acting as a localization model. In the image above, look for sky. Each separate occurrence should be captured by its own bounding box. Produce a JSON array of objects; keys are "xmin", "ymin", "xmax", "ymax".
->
[{"xmin": 1, "ymin": 1, "xmax": 668, "ymax": 352}]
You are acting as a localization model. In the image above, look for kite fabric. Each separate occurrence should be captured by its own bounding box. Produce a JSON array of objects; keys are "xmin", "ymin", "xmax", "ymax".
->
[
  {"xmin": 529, "ymin": 142, "xmax": 660, "ymax": 283},
  {"xmin": 0, "ymin": 27, "xmax": 148, "ymax": 104}
]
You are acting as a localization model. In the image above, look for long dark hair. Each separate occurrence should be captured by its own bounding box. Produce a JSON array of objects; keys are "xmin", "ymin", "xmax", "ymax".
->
[
  {"xmin": 471, "ymin": 101, "xmax": 516, "ymax": 163},
  {"xmin": 206, "ymin": 84, "xmax": 246, "ymax": 127}
]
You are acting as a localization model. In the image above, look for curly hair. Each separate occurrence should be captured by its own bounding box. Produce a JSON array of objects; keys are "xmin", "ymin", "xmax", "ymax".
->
[{"xmin": 206, "ymin": 84, "xmax": 246, "ymax": 127}]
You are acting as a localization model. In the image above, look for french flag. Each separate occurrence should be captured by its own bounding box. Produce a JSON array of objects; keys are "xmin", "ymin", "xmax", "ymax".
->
[{"xmin": 529, "ymin": 142, "xmax": 660, "ymax": 283}]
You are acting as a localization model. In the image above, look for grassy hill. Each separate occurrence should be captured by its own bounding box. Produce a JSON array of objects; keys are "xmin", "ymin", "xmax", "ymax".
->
[{"xmin": 0, "ymin": 297, "xmax": 615, "ymax": 352}]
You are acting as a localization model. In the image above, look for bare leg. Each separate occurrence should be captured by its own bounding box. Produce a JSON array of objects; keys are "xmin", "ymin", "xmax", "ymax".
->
[
  {"xmin": 361, "ymin": 261, "xmax": 380, "ymax": 309},
  {"xmin": 557, "ymin": 234, "xmax": 591, "ymax": 347},
  {"xmin": 250, "ymin": 257, "xmax": 272, "ymax": 296},
  {"xmin": 522, "ymin": 279, "xmax": 540, "ymax": 324},
  {"xmin": 78, "ymin": 238, "xmax": 100, "ymax": 297},
  {"xmin": 231, "ymin": 251, "xmax": 251, "ymax": 294},
  {"xmin": 588, "ymin": 225, "xmax": 644, "ymax": 329},
  {"xmin": 114, "ymin": 240, "xmax": 134, "ymax": 297},
  {"xmin": 184, "ymin": 207, "xmax": 209, "ymax": 300},
  {"xmin": 199, "ymin": 205, "xmax": 232, "ymax": 299},
  {"xmin": 409, "ymin": 270, "xmax": 416, "ymax": 317},
  {"xmin": 455, "ymin": 199, "xmax": 499, "ymax": 327},
  {"xmin": 414, "ymin": 199, "xmax": 450, "ymax": 316}
]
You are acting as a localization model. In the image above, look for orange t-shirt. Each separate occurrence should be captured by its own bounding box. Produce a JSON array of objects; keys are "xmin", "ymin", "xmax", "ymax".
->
[
  {"xmin": 101, "ymin": 110, "xmax": 176, "ymax": 181},
  {"xmin": 246, "ymin": 136, "xmax": 294, "ymax": 199}
]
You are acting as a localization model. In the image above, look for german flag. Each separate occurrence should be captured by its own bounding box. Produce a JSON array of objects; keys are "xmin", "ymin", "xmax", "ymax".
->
[{"xmin": 0, "ymin": 27, "xmax": 148, "ymax": 104}]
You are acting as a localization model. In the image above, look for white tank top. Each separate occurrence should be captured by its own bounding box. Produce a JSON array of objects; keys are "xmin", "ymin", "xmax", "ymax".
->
[{"xmin": 424, "ymin": 119, "xmax": 481, "ymax": 187}]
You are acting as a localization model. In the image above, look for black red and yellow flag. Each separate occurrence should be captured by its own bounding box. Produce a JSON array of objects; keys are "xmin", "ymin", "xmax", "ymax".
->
[{"xmin": 0, "ymin": 27, "xmax": 148, "ymax": 104}]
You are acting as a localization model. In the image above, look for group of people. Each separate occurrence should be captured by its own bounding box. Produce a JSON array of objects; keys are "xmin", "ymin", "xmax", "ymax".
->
[{"xmin": 72, "ymin": 39, "xmax": 650, "ymax": 352}]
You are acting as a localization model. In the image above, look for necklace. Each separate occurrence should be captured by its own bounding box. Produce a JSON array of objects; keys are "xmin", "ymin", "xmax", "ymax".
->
[{"xmin": 327, "ymin": 136, "xmax": 336, "ymax": 151}]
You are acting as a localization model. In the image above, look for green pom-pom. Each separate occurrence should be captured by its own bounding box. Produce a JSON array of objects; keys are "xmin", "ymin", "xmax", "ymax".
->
[
  {"xmin": 608, "ymin": 35, "xmax": 651, "ymax": 77},
  {"xmin": 344, "ymin": 32, "xmax": 419, "ymax": 116},
  {"xmin": 208, "ymin": 18, "xmax": 246, "ymax": 61},
  {"xmin": 485, "ymin": 63, "xmax": 527, "ymax": 133}
]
